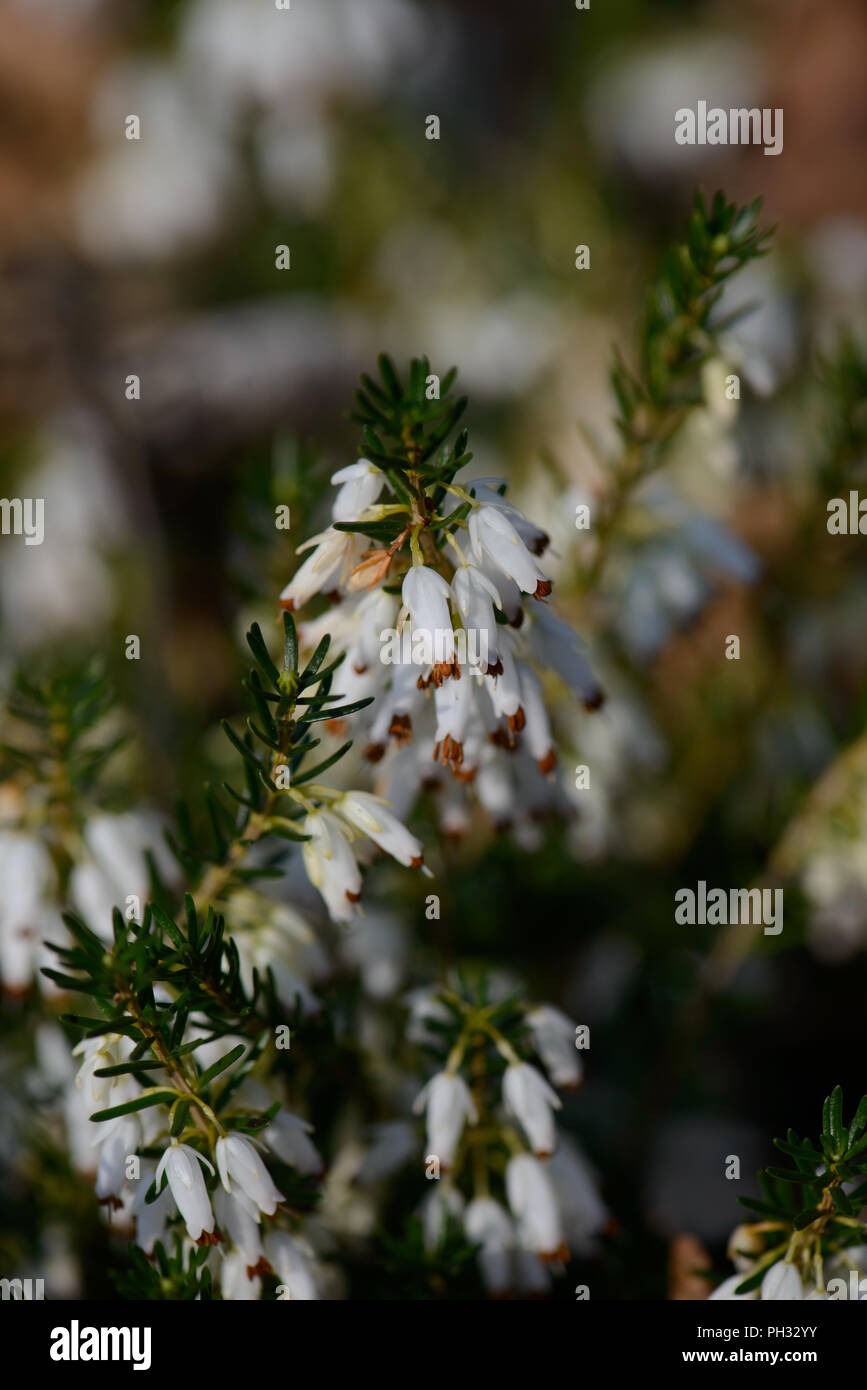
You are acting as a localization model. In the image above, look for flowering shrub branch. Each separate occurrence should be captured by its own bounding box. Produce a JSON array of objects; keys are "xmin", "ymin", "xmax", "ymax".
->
[{"xmin": 712, "ymin": 1088, "xmax": 867, "ymax": 1300}]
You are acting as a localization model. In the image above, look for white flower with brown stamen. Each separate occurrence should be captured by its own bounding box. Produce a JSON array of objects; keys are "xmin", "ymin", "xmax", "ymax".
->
[
  {"xmin": 450, "ymin": 562, "xmax": 503, "ymax": 675},
  {"xmin": 469, "ymin": 505, "xmax": 552, "ymax": 600},
  {"xmin": 401, "ymin": 565, "xmax": 459, "ymax": 686},
  {"xmin": 432, "ymin": 667, "xmax": 475, "ymax": 772},
  {"xmin": 517, "ymin": 665, "xmax": 556, "ymax": 776}
]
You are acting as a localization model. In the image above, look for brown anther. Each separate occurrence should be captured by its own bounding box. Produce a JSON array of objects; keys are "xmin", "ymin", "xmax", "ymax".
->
[
  {"xmin": 539, "ymin": 1242, "xmax": 570, "ymax": 1265},
  {"xmin": 533, "ymin": 579, "xmax": 553, "ymax": 600},
  {"xmin": 431, "ymin": 659, "xmax": 460, "ymax": 687},
  {"xmin": 452, "ymin": 766, "xmax": 477, "ymax": 784},
  {"xmin": 537, "ymin": 749, "xmax": 557, "ymax": 775},
  {"xmin": 346, "ymin": 549, "xmax": 393, "ymax": 593},
  {"xmin": 389, "ymin": 713, "xmax": 413, "ymax": 744},
  {"xmin": 507, "ymin": 706, "xmax": 526, "ymax": 733}
]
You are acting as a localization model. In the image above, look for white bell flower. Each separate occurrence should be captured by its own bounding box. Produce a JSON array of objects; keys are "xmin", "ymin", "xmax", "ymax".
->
[
  {"xmin": 502, "ymin": 1062, "xmax": 562, "ymax": 1157},
  {"xmin": 464, "ymin": 1197, "xmax": 515, "ymax": 1294},
  {"xmin": 402, "ymin": 565, "xmax": 458, "ymax": 684},
  {"xmin": 469, "ymin": 505, "xmax": 551, "ymax": 599},
  {"xmin": 266, "ymin": 1230, "xmax": 320, "ymax": 1300},
  {"xmin": 526, "ymin": 1005, "xmax": 583, "ymax": 1089},
  {"xmin": 412, "ymin": 1071, "xmax": 477, "ymax": 1171},
  {"xmin": 450, "ymin": 563, "xmax": 503, "ymax": 675},
  {"xmin": 215, "ymin": 1132, "xmax": 284, "ymax": 1216},
  {"xmin": 761, "ymin": 1262, "xmax": 804, "ymax": 1300},
  {"xmin": 213, "ymin": 1185, "xmax": 263, "ymax": 1264},
  {"xmin": 263, "ymin": 1111, "xmax": 324, "ymax": 1177},
  {"xmin": 155, "ymin": 1141, "xmax": 216, "ymax": 1242},
  {"xmin": 335, "ymin": 790, "xmax": 424, "ymax": 868},
  {"xmin": 505, "ymin": 1153, "xmax": 566, "ymax": 1261},
  {"xmin": 301, "ymin": 810, "xmax": 362, "ymax": 923},
  {"xmin": 330, "ymin": 459, "xmax": 383, "ymax": 522},
  {"xmin": 709, "ymin": 1272, "xmax": 760, "ymax": 1300},
  {"xmin": 280, "ymin": 527, "xmax": 364, "ymax": 611}
]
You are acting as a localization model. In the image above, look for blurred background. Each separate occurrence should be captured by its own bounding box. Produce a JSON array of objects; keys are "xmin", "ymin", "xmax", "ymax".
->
[{"xmin": 3, "ymin": 0, "xmax": 867, "ymax": 1298}]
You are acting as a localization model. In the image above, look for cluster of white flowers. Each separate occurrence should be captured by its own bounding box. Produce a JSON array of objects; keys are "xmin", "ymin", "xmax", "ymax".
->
[
  {"xmin": 711, "ymin": 1224, "xmax": 867, "ymax": 1301},
  {"xmin": 280, "ymin": 460, "xmax": 602, "ymax": 843},
  {"xmin": 408, "ymin": 995, "xmax": 606, "ymax": 1295},
  {"xmin": 67, "ymin": 1028, "xmax": 327, "ymax": 1300},
  {"xmin": 0, "ymin": 810, "xmax": 173, "ymax": 998}
]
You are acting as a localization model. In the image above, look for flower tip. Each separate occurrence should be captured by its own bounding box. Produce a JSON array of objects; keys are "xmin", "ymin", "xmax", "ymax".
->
[
  {"xmin": 533, "ymin": 579, "xmax": 553, "ymax": 600},
  {"xmin": 279, "ymin": 597, "xmax": 296, "ymax": 613},
  {"xmin": 539, "ymin": 1241, "xmax": 571, "ymax": 1264},
  {"xmin": 537, "ymin": 749, "xmax": 557, "ymax": 775}
]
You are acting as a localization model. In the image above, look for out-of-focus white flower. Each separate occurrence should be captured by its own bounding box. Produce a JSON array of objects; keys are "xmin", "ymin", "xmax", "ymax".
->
[
  {"xmin": 761, "ymin": 1262, "xmax": 804, "ymax": 1301},
  {"xmin": 94, "ymin": 1116, "xmax": 140, "ymax": 1203},
  {"xmin": 301, "ymin": 810, "xmax": 362, "ymax": 924},
  {"xmin": 75, "ymin": 62, "xmax": 238, "ymax": 263},
  {"xmin": 155, "ymin": 1142, "xmax": 216, "ymax": 1242},
  {"xmin": 356, "ymin": 1121, "xmax": 416, "ymax": 1184},
  {"xmin": 264, "ymin": 1112, "xmax": 324, "ymax": 1177},
  {"xmin": 419, "ymin": 1183, "xmax": 465, "ymax": 1250},
  {"xmin": 413, "ymin": 1071, "xmax": 477, "ymax": 1171},
  {"xmin": 502, "ymin": 1063, "xmax": 561, "ymax": 1158},
  {"xmin": 266, "ymin": 1230, "xmax": 320, "ymax": 1300},
  {"xmin": 709, "ymin": 1272, "xmax": 759, "ymax": 1301},
  {"xmin": 464, "ymin": 1197, "xmax": 515, "ymax": 1295},
  {"xmin": 548, "ymin": 1137, "xmax": 609, "ymax": 1256},
  {"xmin": 213, "ymin": 1186, "xmax": 262, "ymax": 1264},
  {"xmin": 70, "ymin": 811, "xmax": 177, "ymax": 942},
  {"xmin": 526, "ymin": 1006, "xmax": 583, "ymax": 1089},
  {"xmin": 530, "ymin": 607, "xmax": 604, "ymax": 709},
  {"xmin": 505, "ymin": 1153, "xmax": 566, "ymax": 1261},
  {"xmin": 340, "ymin": 911, "xmax": 408, "ymax": 999},
  {"xmin": 0, "ymin": 832, "xmax": 62, "ymax": 995},
  {"xmin": 133, "ymin": 1162, "xmax": 174, "ymax": 1255},
  {"xmin": 220, "ymin": 1251, "xmax": 262, "ymax": 1300},
  {"xmin": 404, "ymin": 988, "xmax": 453, "ymax": 1047},
  {"xmin": 215, "ymin": 1133, "xmax": 284, "ymax": 1216},
  {"xmin": 73, "ymin": 1032, "xmax": 137, "ymax": 1107}
]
